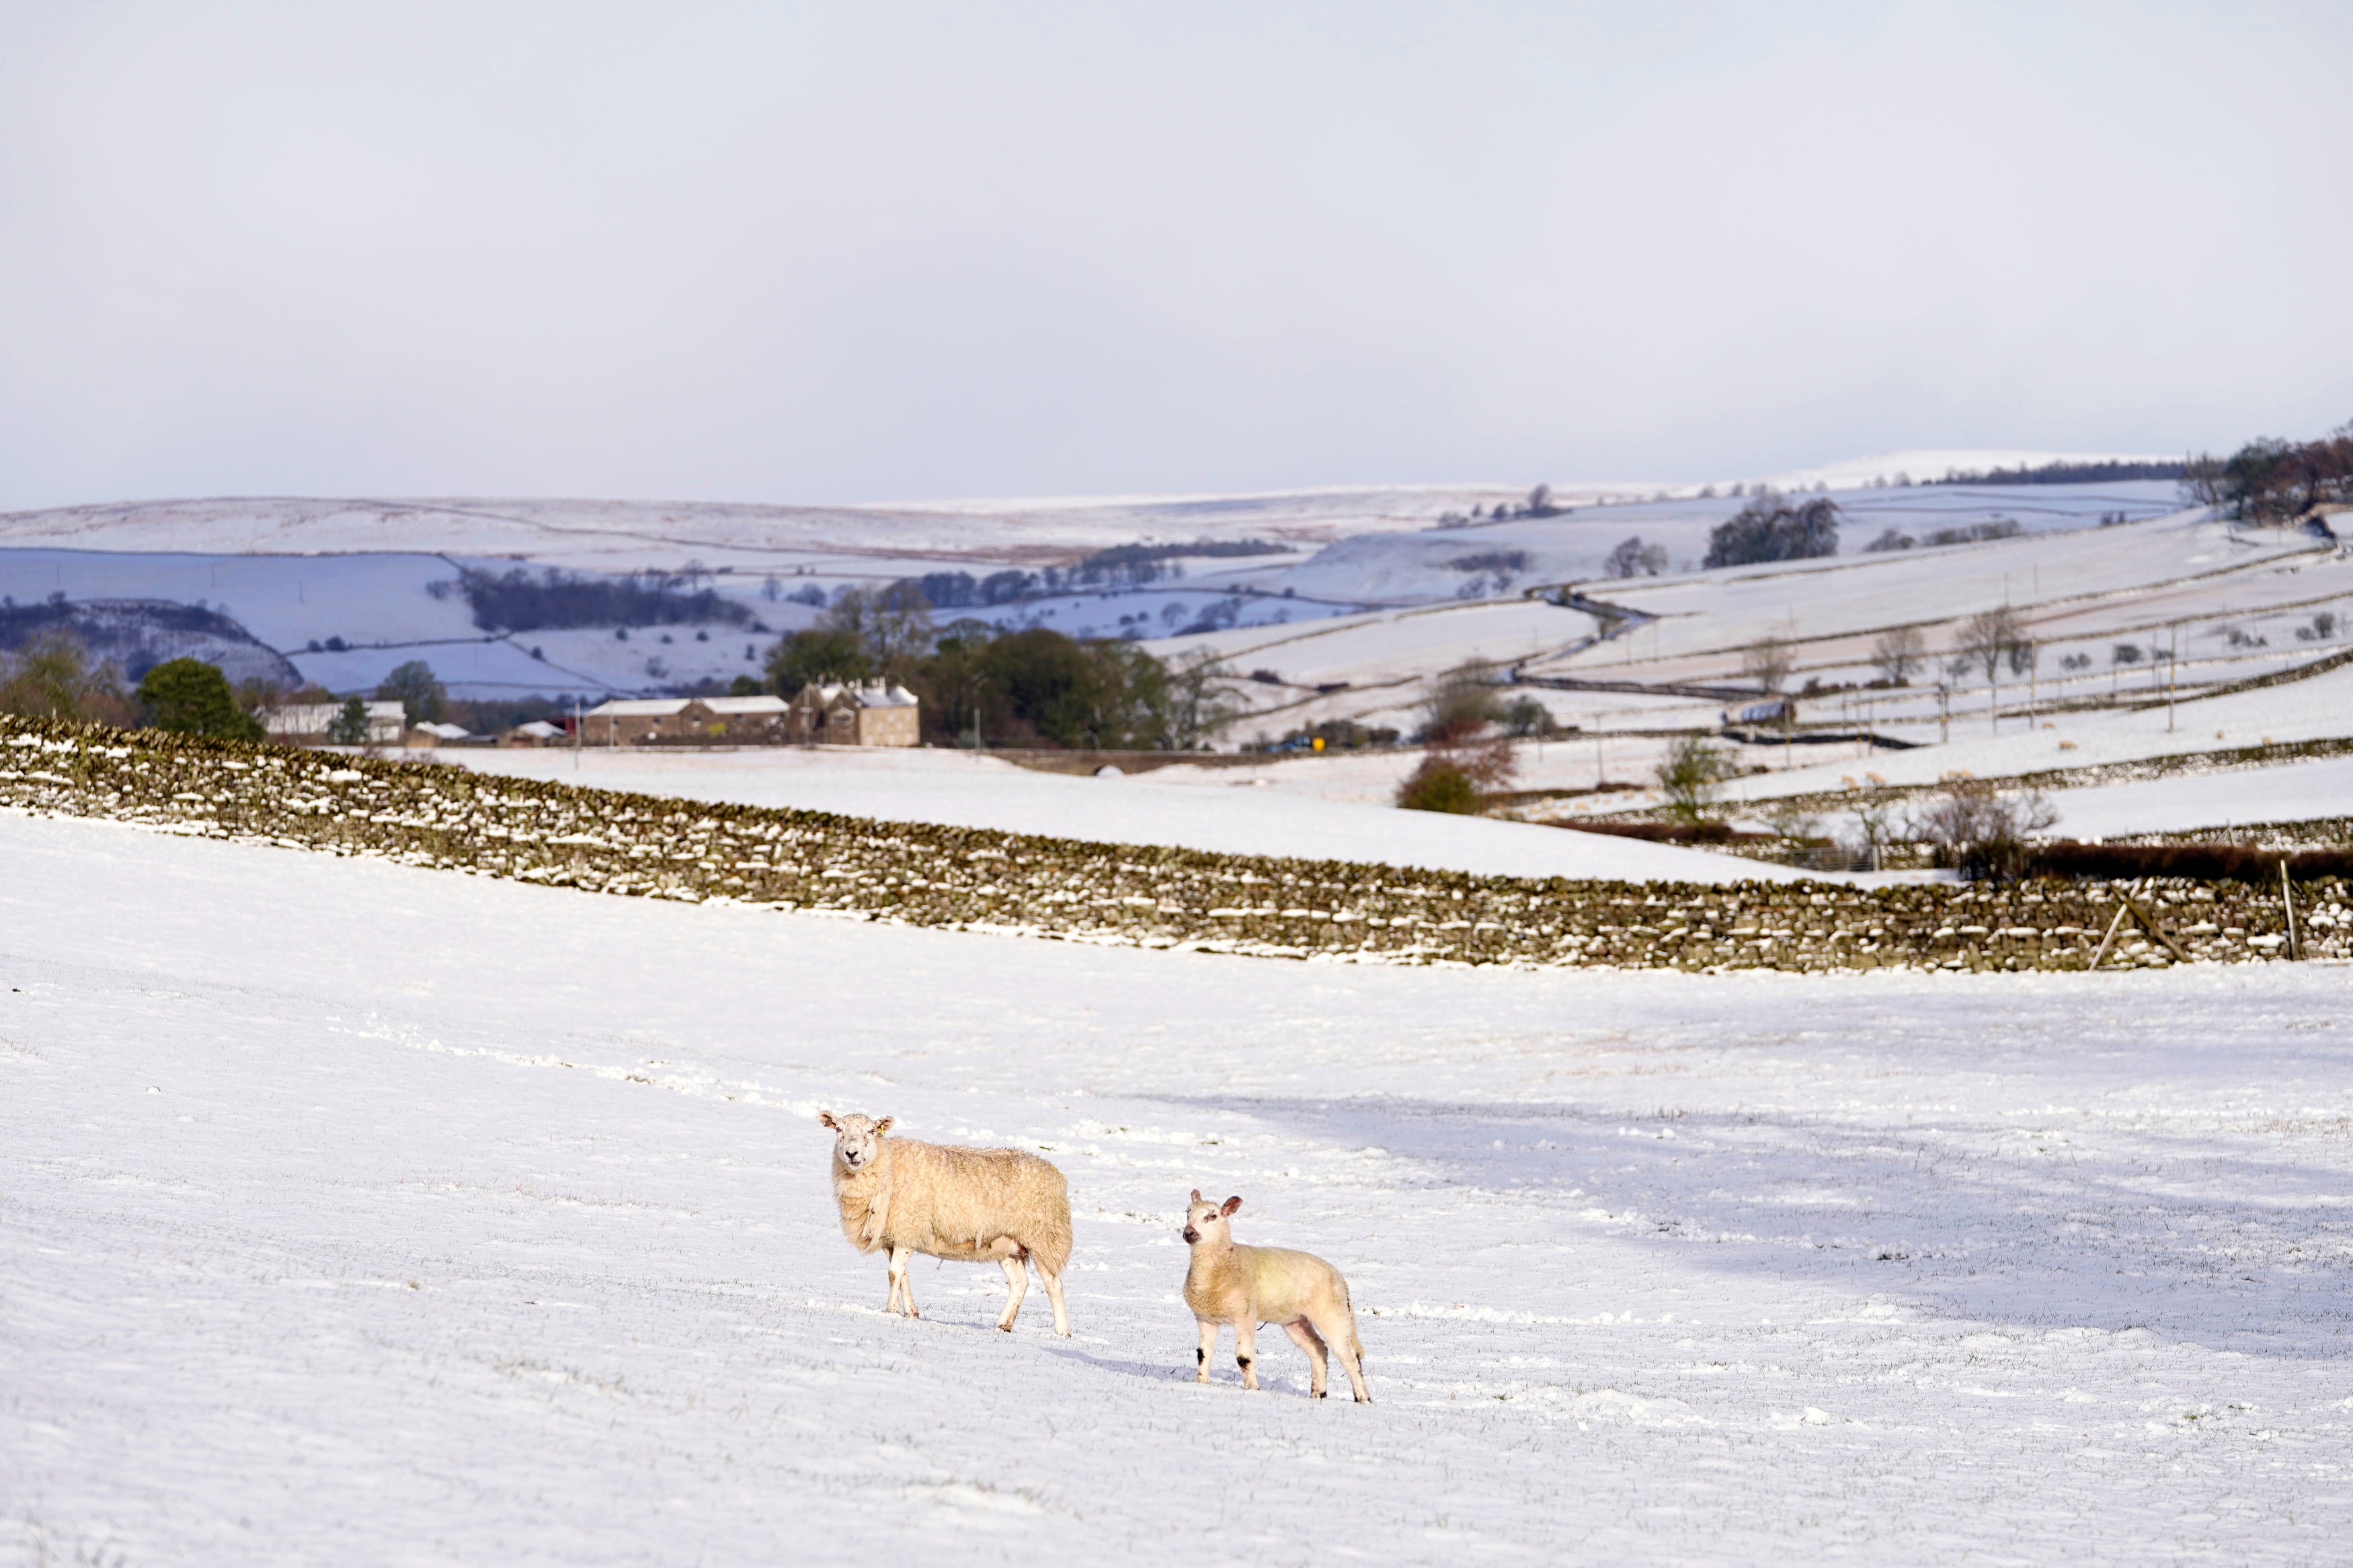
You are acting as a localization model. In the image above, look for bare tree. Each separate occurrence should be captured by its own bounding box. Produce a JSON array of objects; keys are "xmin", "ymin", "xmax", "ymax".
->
[
  {"xmin": 1415, "ymin": 661, "xmax": 1505, "ymax": 743},
  {"xmin": 1954, "ymin": 606, "xmax": 2027, "ymax": 731},
  {"xmin": 1870, "ymin": 625, "xmax": 1925, "ymax": 685},
  {"xmin": 1742, "ymin": 635, "xmax": 1795, "ymax": 694},
  {"xmin": 1911, "ymin": 776, "xmax": 2059, "ymax": 879},
  {"xmin": 1603, "ymin": 536, "xmax": 1671, "ymax": 579},
  {"xmin": 823, "ymin": 586, "xmax": 936, "ymax": 677},
  {"xmin": 1152, "ymin": 648, "xmax": 1242, "ymax": 750},
  {"xmin": 1955, "ymin": 606, "xmax": 2024, "ymax": 681},
  {"xmin": 0, "ymin": 630, "xmax": 128, "ymax": 724}
]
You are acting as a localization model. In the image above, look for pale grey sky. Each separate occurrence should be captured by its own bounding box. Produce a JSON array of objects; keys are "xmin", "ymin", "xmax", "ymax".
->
[{"xmin": 1, "ymin": 1, "xmax": 2346, "ymax": 511}]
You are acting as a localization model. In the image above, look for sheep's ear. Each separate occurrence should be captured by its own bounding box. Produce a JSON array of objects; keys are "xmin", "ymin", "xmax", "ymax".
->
[
  {"xmin": 818, "ymin": 1111, "xmax": 838, "ymax": 1129},
  {"xmin": 873, "ymin": 1117, "xmax": 893, "ymax": 1136},
  {"xmin": 1220, "ymin": 1196, "xmax": 1242, "ymax": 1218},
  {"xmin": 1189, "ymin": 1189, "xmax": 1203, "ymax": 1203}
]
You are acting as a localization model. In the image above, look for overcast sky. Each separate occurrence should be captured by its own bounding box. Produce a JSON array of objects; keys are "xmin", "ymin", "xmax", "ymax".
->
[{"xmin": 1, "ymin": 2, "xmax": 2347, "ymax": 511}]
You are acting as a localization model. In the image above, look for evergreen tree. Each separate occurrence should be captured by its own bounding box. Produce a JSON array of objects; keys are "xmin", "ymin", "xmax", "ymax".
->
[
  {"xmin": 136, "ymin": 658, "xmax": 263, "ymax": 739},
  {"xmin": 325, "ymin": 694, "xmax": 370, "ymax": 745}
]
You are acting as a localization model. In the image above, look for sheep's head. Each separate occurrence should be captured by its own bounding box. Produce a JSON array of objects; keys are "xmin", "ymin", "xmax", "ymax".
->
[
  {"xmin": 820, "ymin": 1111, "xmax": 893, "ymax": 1173},
  {"xmin": 1182, "ymin": 1189, "xmax": 1242, "ymax": 1244}
]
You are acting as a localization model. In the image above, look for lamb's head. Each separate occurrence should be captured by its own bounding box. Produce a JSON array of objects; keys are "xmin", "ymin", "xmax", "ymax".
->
[
  {"xmin": 1182, "ymin": 1189, "xmax": 1242, "ymax": 1245},
  {"xmin": 820, "ymin": 1111, "xmax": 894, "ymax": 1173}
]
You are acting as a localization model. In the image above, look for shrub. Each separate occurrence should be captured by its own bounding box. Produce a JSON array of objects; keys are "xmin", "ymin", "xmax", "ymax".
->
[
  {"xmin": 1396, "ymin": 761, "xmax": 1479, "ymax": 814},
  {"xmin": 1656, "ymin": 735, "xmax": 1735, "ymax": 823},
  {"xmin": 1502, "ymin": 696, "xmax": 1553, "ymax": 737},
  {"xmin": 1912, "ymin": 776, "xmax": 2057, "ymax": 879},
  {"xmin": 2028, "ymin": 841, "xmax": 2353, "ymax": 882}
]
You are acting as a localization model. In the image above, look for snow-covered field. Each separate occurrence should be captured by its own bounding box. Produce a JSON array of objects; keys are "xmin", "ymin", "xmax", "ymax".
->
[
  {"xmin": 2037, "ymin": 754, "xmax": 2353, "ymax": 840},
  {"xmin": 458, "ymin": 744, "xmax": 1804, "ymax": 884},
  {"xmin": 5, "ymin": 812, "xmax": 2350, "ymax": 1565}
]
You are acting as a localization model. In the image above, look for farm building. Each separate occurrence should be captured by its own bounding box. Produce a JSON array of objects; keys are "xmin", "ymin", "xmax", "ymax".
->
[
  {"xmin": 262, "ymin": 700, "xmax": 407, "ymax": 747},
  {"xmin": 582, "ymin": 694, "xmax": 793, "ymax": 747},
  {"xmin": 783, "ymin": 681, "xmax": 921, "ymax": 747}
]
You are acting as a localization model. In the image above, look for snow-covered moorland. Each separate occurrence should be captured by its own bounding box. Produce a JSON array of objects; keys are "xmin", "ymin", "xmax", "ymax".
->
[{"xmin": 5, "ymin": 811, "xmax": 2350, "ymax": 1565}]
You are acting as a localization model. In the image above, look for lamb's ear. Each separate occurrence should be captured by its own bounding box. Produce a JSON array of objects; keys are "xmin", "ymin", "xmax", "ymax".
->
[
  {"xmin": 873, "ymin": 1117, "xmax": 893, "ymax": 1137},
  {"xmin": 1221, "ymin": 1196, "xmax": 1242, "ymax": 1218},
  {"xmin": 1189, "ymin": 1188, "xmax": 1203, "ymax": 1203},
  {"xmin": 818, "ymin": 1111, "xmax": 839, "ymax": 1130}
]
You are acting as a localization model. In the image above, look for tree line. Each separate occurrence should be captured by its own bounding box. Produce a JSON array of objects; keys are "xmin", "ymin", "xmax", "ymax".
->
[
  {"xmin": 756, "ymin": 589, "xmax": 1239, "ymax": 750},
  {"xmin": 443, "ymin": 565, "xmax": 762, "ymax": 632},
  {"xmin": 903, "ymin": 538, "xmax": 1287, "ymax": 610},
  {"xmin": 2182, "ymin": 422, "xmax": 2353, "ymax": 524}
]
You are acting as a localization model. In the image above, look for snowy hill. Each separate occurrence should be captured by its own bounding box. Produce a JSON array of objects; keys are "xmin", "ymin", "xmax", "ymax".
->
[{"xmin": 7, "ymin": 808, "xmax": 2350, "ymax": 1562}]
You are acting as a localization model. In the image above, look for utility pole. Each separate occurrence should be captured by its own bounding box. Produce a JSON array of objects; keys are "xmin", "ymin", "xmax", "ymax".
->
[
  {"xmin": 2167, "ymin": 622, "xmax": 2180, "ymax": 732},
  {"xmin": 1938, "ymin": 684, "xmax": 1950, "ymax": 745}
]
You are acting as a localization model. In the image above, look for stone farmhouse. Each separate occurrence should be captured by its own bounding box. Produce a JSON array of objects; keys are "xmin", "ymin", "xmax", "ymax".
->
[
  {"xmin": 783, "ymin": 681, "xmax": 921, "ymax": 747},
  {"xmin": 579, "ymin": 686, "xmax": 920, "ymax": 747},
  {"xmin": 582, "ymin": 694, "xmax": 793, "ymax": 746}
]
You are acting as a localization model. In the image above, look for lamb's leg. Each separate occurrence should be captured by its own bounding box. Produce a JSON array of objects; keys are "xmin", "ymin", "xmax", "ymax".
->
[
  {"xmin": 1039, "ymin": 1266, "xmax": 1070, "ymax": 1337},
  {"xmin": 1316, "ymin": 1311, "xmax": 1370, "ymax": 1403},
  {"xmin": 1235, "ymin": 1319, "xmax": 1261, "ymax": 1391},
  {"xmin": 1194, "ymin": 1318, "xmax": 1218, "ymax": 1383},
  {"xmin": 887, "ymin": 1245, "xmax": 919, "ymax": 1319},
  {"xmin": 1283, "ymin": 1319, "xmax": 1330, "ymax": 1398},
  {"xmin": 996, "ymin": 1256, "xmax": 1028, "ymax": 1332}
]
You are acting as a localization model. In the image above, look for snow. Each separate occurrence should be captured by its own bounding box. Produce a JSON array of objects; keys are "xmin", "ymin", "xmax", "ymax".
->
[
  {"xmin": 1696, "ymin": 653, "xmax": 2353, "ymax": 816},
  {"xmin": 2039, "ymin": 754, "xmax": 2353, "ymax": 839},
  {"xmin": 456, "ymin": 744, "xmax": 1806, "ymax": 885},
  {"xmin": 6, "ymin": 811, "xmax": 2350, "ymax": 1564},
  {"xmin": 1753, "ymin": 449, "xmax": 2176, "ymax": 491}
]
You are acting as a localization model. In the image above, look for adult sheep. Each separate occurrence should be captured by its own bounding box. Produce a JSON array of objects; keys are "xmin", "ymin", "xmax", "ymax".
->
[{"xmin": 819, "ymin": 1111, "xmax": 1072, "ymax": 1335}]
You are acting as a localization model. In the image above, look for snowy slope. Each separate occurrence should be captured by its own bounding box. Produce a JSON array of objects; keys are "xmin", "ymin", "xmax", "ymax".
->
[
  {"xmin": 457, "ymin": 745, "xmax": 1809, "ymax": 884},
  {"xmin": 5, "ymin": 813, "xmax": 2350, "ymax": 1565},
  {"xmin": 1756, "ymin": 449, "xmax": 2178, "ymax": 491},
  {"xmin": 2038, "ymin": 754, "xmax": 2353, "ymax": 839}
]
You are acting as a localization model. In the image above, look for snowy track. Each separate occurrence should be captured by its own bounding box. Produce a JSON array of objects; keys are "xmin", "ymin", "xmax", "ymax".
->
[{"xmin": 5, "ymin": 813, "xmax": 2350, "ymax": 1564}]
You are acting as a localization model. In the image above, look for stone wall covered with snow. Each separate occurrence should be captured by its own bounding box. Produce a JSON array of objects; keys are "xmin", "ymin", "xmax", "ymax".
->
[{"xmin": 1, "ymin": 716, "xmax": 2340, "ymax": 971}]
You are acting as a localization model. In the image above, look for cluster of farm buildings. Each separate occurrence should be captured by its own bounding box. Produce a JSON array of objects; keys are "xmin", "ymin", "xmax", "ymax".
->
[{"xmin": 263, "ymin": 682, "xmax": 920, "ymax": 751}]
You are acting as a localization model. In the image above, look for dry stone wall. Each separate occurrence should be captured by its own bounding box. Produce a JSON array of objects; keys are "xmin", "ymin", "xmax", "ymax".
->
[{"xmin": 2, "ymin": 717, "xmax": 2342, "ymax": 973}]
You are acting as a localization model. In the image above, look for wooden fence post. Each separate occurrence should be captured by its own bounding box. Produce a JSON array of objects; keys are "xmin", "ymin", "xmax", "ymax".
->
[{"xmin": 2281, "ymin": 860, "xmax": 2301, "ymax": 961}]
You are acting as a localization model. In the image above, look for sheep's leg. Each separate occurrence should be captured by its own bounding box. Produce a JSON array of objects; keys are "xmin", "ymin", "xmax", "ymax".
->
[
  {"xmin": 887, "ymin": 1246, "xmax": 920, "ymax": 1319},
  {"xmin": 1235, "ymin": 1319, "xmax": 1261, "ymax": 1391},
  {"xmin": 996, "ymin": 1256, "xmax": 1029, "ymax": 1332},
  {"xmin": 1039, "ymin": 1266, "xmax": 1070, "ymax": 1338},
  {"xmin": 1283, "ymin": 1319, "xmax": 1330, "ymax": 1398},
  {"xmin": 1315, "ymin": 1312, "xmax": 1371, "ymax": 1403},
  {"xmin": 1194, "ymin": 1318, "xmax": 1219, "ymax": 1383}
]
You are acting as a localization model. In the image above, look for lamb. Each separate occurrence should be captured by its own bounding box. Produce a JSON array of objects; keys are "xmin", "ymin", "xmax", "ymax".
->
[
  {"xmin": 1181, "ymin": 1190, "xmax": 1369, "ymax": 1402},
  {"xmin": 819, "ymin": 1111, "xmax": 1072, "ymax": 1335}
]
